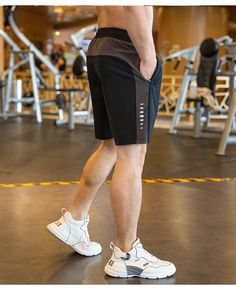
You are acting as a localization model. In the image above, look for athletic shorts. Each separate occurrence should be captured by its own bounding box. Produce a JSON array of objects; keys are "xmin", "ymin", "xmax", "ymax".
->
[{"xmin": 86, "ymin": 27, "xmax": 162, "ymax": 145}]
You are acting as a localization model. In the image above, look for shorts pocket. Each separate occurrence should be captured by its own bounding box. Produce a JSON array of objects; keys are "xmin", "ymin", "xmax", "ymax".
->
[
  {"xmin": 137, "ymin": 56, "xmax": 160, "ymax": 82},
  {"xmin": 147, "ymin": 60, "xmax": 162, "ymax": 142}
]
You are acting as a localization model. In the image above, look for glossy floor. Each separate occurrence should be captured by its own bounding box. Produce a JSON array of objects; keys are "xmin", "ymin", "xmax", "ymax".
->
[{"xmin": 0, "ymin": 118, "xmax": 236, "ymax": 284}]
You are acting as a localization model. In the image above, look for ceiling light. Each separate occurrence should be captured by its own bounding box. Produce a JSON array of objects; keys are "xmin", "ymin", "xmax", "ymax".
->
[{"xmin": 54, "ymin": 7, "xmax": 64, "ymax": 14}]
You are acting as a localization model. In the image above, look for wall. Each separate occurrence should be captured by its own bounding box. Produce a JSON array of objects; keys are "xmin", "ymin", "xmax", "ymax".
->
[
  {"xmin": 16, "ymin": 6, "xmax": 53, "ymax": 53},
  {"xmin": 156, "ymin": 6, "xmax": 228, "ymax": 56},
  {"xmin": 154, "ymin": 6, "xmax": 228, "ymax": 74}
]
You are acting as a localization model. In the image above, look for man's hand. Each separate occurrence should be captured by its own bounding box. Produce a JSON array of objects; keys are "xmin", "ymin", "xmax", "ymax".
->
[
  {"xmin": 140, "ymin": 57, "xmax": 157, "ymax": 81},
  {"xmin": 124, "ymin": 6, "xmax": 157, "ymax": 80}
]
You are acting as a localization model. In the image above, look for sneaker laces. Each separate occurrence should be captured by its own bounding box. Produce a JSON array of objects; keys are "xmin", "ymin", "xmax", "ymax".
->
[{"xmin": 137, "ymin": 242, "xmax": 158, "ymax": 262}]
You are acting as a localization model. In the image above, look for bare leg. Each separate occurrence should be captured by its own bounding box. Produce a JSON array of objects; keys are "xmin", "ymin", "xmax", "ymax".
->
[
  {"xmin": 110, "ymin": 144, "xmax": 147, "ymax": 252},
  {"xmin": 69, "ymin": 138, "xmax": 117, "ymax": 220}
]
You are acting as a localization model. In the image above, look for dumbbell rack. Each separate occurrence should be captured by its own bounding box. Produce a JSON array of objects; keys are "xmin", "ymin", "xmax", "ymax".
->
[{"xmin": 40, "ymin": 87, "xmax": 93, "ymax": 130}]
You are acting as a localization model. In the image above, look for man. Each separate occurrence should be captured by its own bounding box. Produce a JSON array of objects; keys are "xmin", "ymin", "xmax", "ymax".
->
[{"xmin": 47, "ymin": 6, "xmax": 176, "ymax": 279}]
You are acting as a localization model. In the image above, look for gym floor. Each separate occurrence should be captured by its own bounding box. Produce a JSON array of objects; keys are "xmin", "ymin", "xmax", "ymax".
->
[{"xmin": 1, "ymin": 118, "xmax": 236, "ymax": 284}]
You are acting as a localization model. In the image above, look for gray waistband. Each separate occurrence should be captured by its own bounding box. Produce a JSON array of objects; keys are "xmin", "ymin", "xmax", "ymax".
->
[{"xmin": 87, "ymin": 36, "xmax": 140, "ymax": 71}]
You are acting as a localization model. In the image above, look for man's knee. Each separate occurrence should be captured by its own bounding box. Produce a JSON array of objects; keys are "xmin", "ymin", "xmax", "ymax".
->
[
  {"xmin": 116, "ymin": 143, "xmax": 147, "ymax": 169},
  {"xmin": 100, "ymin": 139, "xmax": 117, "ymax": 155}
]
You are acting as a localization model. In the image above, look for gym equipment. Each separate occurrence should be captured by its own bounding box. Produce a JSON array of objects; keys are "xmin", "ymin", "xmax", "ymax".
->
[
  {"xmin": 23, "ymin": 91, "xmax": 34, "ymax": 107},
  {"xmin": 216, "ymin": 90, "xmax": 236, "ymax": 156},
  {"xmin": 67, "ymin": 82, "xmax": 93, "ymax": 130},
  {"xmin": 216, "ymin": 43, "xmax": 236, "ymax": 156},
  {"xmin": 185, "ymin": 38, "xmax": 219, "ymax": 137},
  {"xmin": 40, "ymin": 24, "xmax": 96, "ymax": 130},
  {"xmin": 2, "ymin": 6, "xmax": 66, "ymax": 125},
  {"xmin": 39, "ymin": 87, "xmax": 92, "ymax": 130},
  {"xmin": 70, "ymin": 24, "xmax": 97, "ymax": 65},
  {"xmin": 71, "ymin": 24, "xmax": 97, "ymax": 77},
  {"xmin": 218, "ymin": 42, "xmax": 236, "ymax": 106},
  {"xmin": 0, "ymin": 80, "xmax": 4, "ymax": 113},
  {"xmin": 72, "ymin": 55, "xmax": 86, "ymax": 77},
  {"xmin": 162, "ymin": 35, "xmax": 232, "ymax": 135},
  {"xmin": 39, "ymin": 23, "xmax": 96, "ymax": 129},
  {"xmin": 0, "ymin": 28, "xmax": 43, "ymax": 122},
  {"xmin": 8, "ymin": 7, "xmax": 60, "ymax": 85},
  {"xmin": 57, "ymin": 24, "xmax": 97, "ymax": 130},
  {"xmin": 55, "ymin": 93, "xmax": 67, "ymax": 110},
  {"xmin": 162, "ymin": 44, "xmax": 199, "ymax": 129}
]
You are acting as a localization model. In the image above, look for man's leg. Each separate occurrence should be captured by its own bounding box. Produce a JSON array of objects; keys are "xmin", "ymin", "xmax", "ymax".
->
[
  {"xmin": 47, "ymin": 139, "xmax": 116, "ymax": 256},
  {"xmin": 47, "ymin": 138, "xmax": 117, "ymax": 256},
  {"xmin": 69, "ymin": 138, "xmax": 117, "ymax": 220},
  {"xmin": 105, "ymin": 142, "xmax": 176, "ymax": 278},
  {"xmin": 110, "ymin": 143, "xmax": 147, "ymax": 252}
]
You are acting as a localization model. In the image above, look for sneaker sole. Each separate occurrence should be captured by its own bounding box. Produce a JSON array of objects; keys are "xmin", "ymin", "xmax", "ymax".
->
[
  {"xmin": 46, "ymin": 223, "xmax": 102, "ymax": 257},
  {"xmin": 104, "ymin": 266, "xmax": 176, "ymax": 280}
]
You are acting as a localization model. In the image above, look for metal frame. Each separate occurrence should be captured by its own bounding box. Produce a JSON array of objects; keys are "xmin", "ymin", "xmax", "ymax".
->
[
  {"xmin": 6, "ymin": 6, "xmax": 65, "ymax": 124},
  {"xmin": 68, "ymin": 90, "xmax": 93, "ymax": 130},
  {"xmin": 70, "ymin": 23, "xmax": 97, "ymax": 74},
  {"xmin": 70, "ymin": 24, "xmax": 97, "ymax": 63},
  {"xmin": 4, "ymin": 50, "xmax": 42, "ymax": 123},
  {"xmin": 8, "ymin": 7, "xmax": 59, "ymax": 77},
  {"xmin": 66, "ymin": 24, "xmax": 97, "ymax": 129},
  {"xmin": 216, "ymin": 44, "xmax": 236, "ymax": 156},
  {"xmin": 0, "ymin": 30, "xmax": 42, "ymax": 122},
  {"xmin": 163, "ymin": 35, "xmax": 233, "ymax": 135},
  {"xmin": 216, "ymin": 90, "xmax": 236, "ymax": 156}
]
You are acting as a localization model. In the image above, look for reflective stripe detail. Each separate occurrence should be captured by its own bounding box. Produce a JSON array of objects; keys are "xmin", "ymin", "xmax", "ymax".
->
[{"xmin": 127, "ymin": 266, "xmax": 144, "ymax": 276}]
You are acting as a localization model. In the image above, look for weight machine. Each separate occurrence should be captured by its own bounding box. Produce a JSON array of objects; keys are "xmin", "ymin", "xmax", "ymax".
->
[
  {"xmin": 163, "ymin": 35, "xmax": 232, "ymax": 135},
  {"xmin": 1, "ymin": 6, "xmax": 66, "ymax": 125},
  {"xmin": 0, "ymin": 28, "xmax": 43, "ymax": 122},
  {"xmin": 63, "ymin": 24, "xmax": 97, "ymax": 130},
  {"xmin": 162, "ymin": 36, "xmax": 236, "ymax": 155},
  {"xmin": 44, "ymin": 24, "xmax": 97, "ymax": 130},
  {"xmin": 216, "ymin": 43, "xmax": 236, "ymax": 156},
  {"xmin": 71, "ymin": 24, "xmax": 97, "ymax": 67}
]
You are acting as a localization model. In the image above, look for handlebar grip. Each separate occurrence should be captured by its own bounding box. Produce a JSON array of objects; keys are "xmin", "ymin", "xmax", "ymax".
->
[{"xmin": 173, "ymin": 60, "xmax": 180, "ymax": 71}]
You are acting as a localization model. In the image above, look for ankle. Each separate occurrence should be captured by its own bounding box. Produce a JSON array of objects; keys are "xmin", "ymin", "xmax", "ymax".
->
[
  {"xmin": 115, "ymin": 238, "xmax": 137, "ymax": 253},
  {"xmin": 69, "ymin": 208, "xmax": 88, "ymax": 221}
]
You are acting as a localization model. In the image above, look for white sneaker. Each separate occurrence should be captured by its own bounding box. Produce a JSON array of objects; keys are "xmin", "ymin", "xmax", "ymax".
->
[
  {"xmin": 47, "ymin": 208, "xmax": 102, "ymax": 256},
  {"xmin": 104, "ymin": 238, "xmax": 176, "ymax": 279}
]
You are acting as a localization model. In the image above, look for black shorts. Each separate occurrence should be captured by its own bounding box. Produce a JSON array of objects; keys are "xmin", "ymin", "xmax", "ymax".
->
[{"xmin": 86, "ymin": 27, "xmax": 162, "ymax": 145}]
